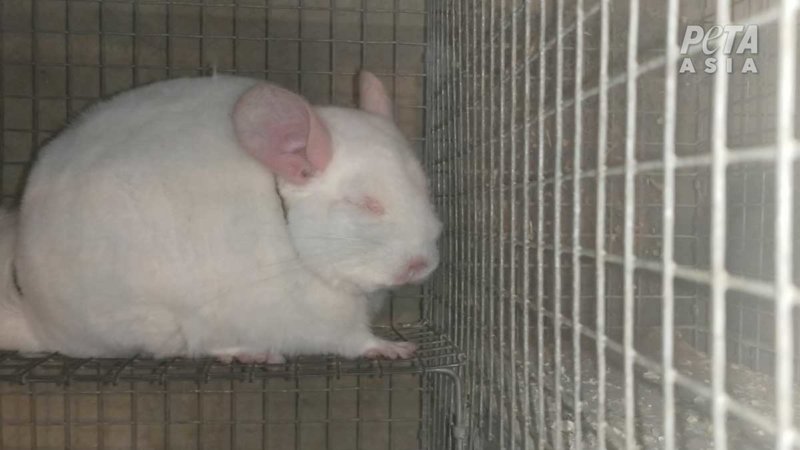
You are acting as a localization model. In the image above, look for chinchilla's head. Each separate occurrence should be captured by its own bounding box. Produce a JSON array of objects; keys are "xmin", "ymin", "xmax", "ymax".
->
[{"xmin": 234, "ymin": 71, "xmax": 441, "ymax": 292}]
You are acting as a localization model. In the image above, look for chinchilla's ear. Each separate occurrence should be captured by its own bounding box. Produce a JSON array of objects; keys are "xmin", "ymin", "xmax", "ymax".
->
[
  {"xmin": 358, "ymin": 71, "xmax": 393, "ymax": 121},
  {"xmin": 233, "ymin": 83, "xmax": 332, "ymax": 185}
]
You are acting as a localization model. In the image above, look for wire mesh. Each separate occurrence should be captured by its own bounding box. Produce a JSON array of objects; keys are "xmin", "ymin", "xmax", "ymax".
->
[
  {"xmin": 0, "ymin": 372, "xmax": 427, "ymax": 450},
  {"xmin": 3, "ymin": 0, "xmax": 800, "ymax": 448},
  {"xmin": 0, "ymin": 0, "xmax": 428, "ymax": 203},
  {"xmin": 0, "ymin": 325, "xmax": 463, "ymax": 385},
  {"xmin": 0, "ymin": 1, "xmax": 470, "ymax": 450},
  {"xmin": 425, "ymin": 0, "xmax": 800, "ymax": 448}
]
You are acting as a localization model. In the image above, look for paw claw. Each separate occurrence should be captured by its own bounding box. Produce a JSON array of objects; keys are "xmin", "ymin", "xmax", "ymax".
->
[{"xmin": 363, "ymin": 340, "xmax": 417, "ymax": 360}]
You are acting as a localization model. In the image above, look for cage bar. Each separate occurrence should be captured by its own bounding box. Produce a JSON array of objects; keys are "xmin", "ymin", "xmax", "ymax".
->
[
  {"xmin": 774, "ymin": 0, "xmax": 798, "ymax": 448},
  {"xmin": 2, "ymin": 1, "xmax": 800, "ymax": 449},
  {"xmin": 710, "ymin": 0, "xmax": 731, "ymax": 447},
  {"xmin": 535, "ymin": 0, "xmax": 547, "ymax": 446},
  {"xmin": 660, "ymin": 0, "xmax": 680, "ymax": 448},
  {"xmin": 571, "ymin": 0, "xmax": 584, "ymax": 447},
  {"xmin": 595, "ymin": 0, "xmax": 611, "ymax": 447},
  {"xmin": 622, "ymin": 0, "xmax": 639, "ymax": 447}
]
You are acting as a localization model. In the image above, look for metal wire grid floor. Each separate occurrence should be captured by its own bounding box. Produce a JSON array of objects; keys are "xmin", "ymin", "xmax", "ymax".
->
[
  {"xmin": 0, "ymin": 324, "xmax": 464, "ymax": 385},
  {"xmin": 0, "ymin": 372, "xmax": 430, "ymax": 450},
  {"xmin": 0, "ymin": 324, "xmax": 464, "ymax": 450},
  {"xmin": 425, "ymin": 0, "xmax": 798, "ymax": 449}
]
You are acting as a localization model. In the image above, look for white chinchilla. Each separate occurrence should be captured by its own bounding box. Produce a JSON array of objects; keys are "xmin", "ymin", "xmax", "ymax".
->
[{"xmin": 0, "ymin": 71, "xmax": 441, "ymax": 363}]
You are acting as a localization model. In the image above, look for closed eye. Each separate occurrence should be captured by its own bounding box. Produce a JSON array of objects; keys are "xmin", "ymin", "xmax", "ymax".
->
[{"xmin": 349, "ymin": 195, "xmax": 386, "ymax": 216}]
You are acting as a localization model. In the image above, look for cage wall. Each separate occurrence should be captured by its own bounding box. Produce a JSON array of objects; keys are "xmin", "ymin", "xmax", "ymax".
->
[
  {"xmin": 0, "ymin": 2, "xmax": 463, "ymax": 450},
  {"xmin": 425, "ymin": 0, "xmax": 799, "ymax": 449},
  {"xmin": 0, "ymin": 0, "xmax": 428, "ymax": 203}
]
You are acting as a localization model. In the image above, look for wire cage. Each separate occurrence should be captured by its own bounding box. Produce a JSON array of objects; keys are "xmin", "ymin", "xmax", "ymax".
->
[
  {"xmin": 0, "ymin": 1, "xmax": 466, "ymax": 450},
  {"xmin": 425, "ymin": 0, "xmax": 799, "ymax": 449},
  {"xmin": 1, "ymin": 0, "xmax": 799, "ymax": 449}
]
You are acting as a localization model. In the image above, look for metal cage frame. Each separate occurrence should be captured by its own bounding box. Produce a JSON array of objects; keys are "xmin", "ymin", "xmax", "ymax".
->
[
  {"xmin": 0, "ymin": 1, "xmax": 467, "ymax": 449},
  {"xmin": 426, "ymin": 0, "xmax": 798, "ymax": 448},
  {"xmin": 1, "ymin": 0, "xmax": 799, "ymax": 449}
]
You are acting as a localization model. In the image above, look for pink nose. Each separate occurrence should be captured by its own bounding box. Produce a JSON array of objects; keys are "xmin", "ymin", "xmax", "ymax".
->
[
  {"xmin": 406, "ymin": 257, "xmax": 428, "ymax": 278},
  {"xmin": 397, "ymin": 257, "xmax": 429, "ymax": 284}
]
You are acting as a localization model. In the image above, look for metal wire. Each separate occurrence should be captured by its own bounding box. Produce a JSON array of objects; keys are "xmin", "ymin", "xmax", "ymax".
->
[
  {"xmin": 595, "ymin": 2, "xmax": 611, "ymax": 447},
  {"xmin": 521, "ymin": 0, "xmax": 534, "ymax": 447},
  {"xmin": 0, "ymin": 324, "xmax": 460, "ymax": 449},
  {"xmin": 774, "ymin": 0, "xmax": 798, "ymax": 448},
  {"xmin": 508, "ymin": 0, "xmax": 520, "ymax": 447},
  {"xmin": 661, "ymin": 0, "xmax": 680, "ymax": 448},
  {"xmin": 552, "ymin": 0, "xmax": 564, "ymax": 447},
  {"xmin": 3, "ymin": 0, "xmax": 800, "ymax": 449},
  {"xmin": 0, "ymin": 0, "xmax": 426, "ymax": 204},
  {"xmin": 535, "ymin": 0, "xmax": 547, "ymax": 446},
  {"xmin": 571, "ymin": 0, "xmax": 584, "ymax": 447},
  {"xmin": 0, "ymin": 326, "xmax": 462, "ymax": 385},
  {"xmin": 622, "ymin": 0, "xmax": 639, "ymax": 447},
  {"xmin": 426, "ymin": 0, "xmax": 800, "ymax": 448},
  {"xmin": 0, "ymin": 3, "xmax": 455, "ymax": 450},
  {"xmin": 710, "ymin": 1, "xmax": 731, "ymax": 447}
]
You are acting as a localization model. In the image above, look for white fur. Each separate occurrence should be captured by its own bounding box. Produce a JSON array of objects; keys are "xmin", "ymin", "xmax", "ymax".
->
[
  {"xmin": 0, "ymin": 75, "xmax": 441, "ymax": 359},
  {"xmin": 282, "ymin": 107, "xmax": 441, "ymax": 292},
  {"xmin": 0, "ymin": 211, "xmax": 40, "ymax": 352}
]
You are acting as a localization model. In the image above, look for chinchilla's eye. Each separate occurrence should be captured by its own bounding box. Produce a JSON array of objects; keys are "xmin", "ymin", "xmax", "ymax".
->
[
  {"xmin": 347, "ymin": 195, "xmax": 385, "ymax": 216},
  {"xmin": 361, "ymin": 196, "xmax": 386, "ymax": 215}
]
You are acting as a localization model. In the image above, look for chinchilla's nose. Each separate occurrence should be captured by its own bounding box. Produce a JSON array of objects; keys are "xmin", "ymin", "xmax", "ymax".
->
[
  {"xmin": 393, "ymin": 256, "xmax": 432, "ymax": 285},
  {"xmin": 406, "ymin": 257, "xmax": 429, "ymax": 274}
]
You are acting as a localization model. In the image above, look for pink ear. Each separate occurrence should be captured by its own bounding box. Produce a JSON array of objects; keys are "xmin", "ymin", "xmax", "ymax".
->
[
  {"xmin": 358, "ymin": 71, "xmax": 393, "ymax": 120},
  {"xmin": 233, "ymin": 83, "xmax": 332, "ymax": 185}
]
